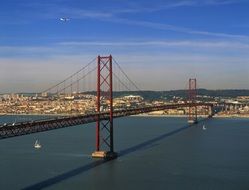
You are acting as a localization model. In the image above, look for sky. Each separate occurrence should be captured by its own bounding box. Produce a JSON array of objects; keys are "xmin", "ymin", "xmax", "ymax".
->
[{"xmin": 0, "ymin": 0, "xmax": 249, "ymax": 92}]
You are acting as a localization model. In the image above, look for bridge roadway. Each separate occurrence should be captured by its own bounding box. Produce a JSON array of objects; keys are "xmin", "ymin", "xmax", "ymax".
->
[{"xmin": 0, "ymin": 103, "xmax": 212, "ymax": 139}]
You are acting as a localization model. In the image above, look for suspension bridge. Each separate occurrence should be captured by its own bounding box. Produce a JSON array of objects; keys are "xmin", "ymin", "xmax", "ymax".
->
[{"xmin": 0, "ymin": 55, "xmax": 213, "ymax": 159}]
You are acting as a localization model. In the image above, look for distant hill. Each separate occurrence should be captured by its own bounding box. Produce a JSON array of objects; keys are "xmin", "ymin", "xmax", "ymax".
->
[
  {"xmin": 196, "ymin": 89, "xmax": 249, "ymax": 98},
  {"xmin": 73, "ymin": 89, "xmax": 249, "ymax": 101},
  {"xmin": 3, "ymin": 89, "xmax": 249, "ymax": 101},
  {"xmin": 112, "ymin": 89, "xmax": 249, "ymax": 101}
]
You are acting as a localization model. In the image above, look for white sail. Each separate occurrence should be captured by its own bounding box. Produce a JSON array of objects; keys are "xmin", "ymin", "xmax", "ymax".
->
[{"xmin": 34, "ymin": 140, "xmax": 42, "ymax": 149}]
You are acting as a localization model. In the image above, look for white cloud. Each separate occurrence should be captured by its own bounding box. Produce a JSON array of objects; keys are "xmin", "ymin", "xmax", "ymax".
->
[
  {"xmin": 102, "ymin": 17, "xmax": 249, "ymax": 40},
  {"xmin": 58, "ymin": 40, "xmax": 249, "ymax": 49},
  {"xmin": 2, "ymin": 1, "xmax": 246, "ymax": 41},
  {"xmin": 1, "ymin": 39, "xmax": 249, "ymax": 60},
  {"xmin": 1, "ymin": 39, "xmax": 249, "ymax": 61},
  {"xmin": 111, "ymin": 0, "xmax": 245, "ymax": 14}
]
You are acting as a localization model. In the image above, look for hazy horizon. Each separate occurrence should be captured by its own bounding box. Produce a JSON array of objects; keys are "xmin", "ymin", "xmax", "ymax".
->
[{"xmin": 2, "ymin": 88, "xmax": 249, "ymax": 95}]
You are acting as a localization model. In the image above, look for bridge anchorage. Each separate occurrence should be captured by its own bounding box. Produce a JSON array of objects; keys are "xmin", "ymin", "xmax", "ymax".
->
[{"xmin": 91, "ymin": 55, "xmax": 118, "ymax": 160}]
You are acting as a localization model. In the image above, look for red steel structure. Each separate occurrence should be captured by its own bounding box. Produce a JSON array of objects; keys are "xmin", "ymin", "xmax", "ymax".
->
[
  {"xmin": 93, "ymin": 55, "xmax": 117, "ymax": 159},
  {"xmin": 0, "ymin": 102, "xmax": 213, "ymax": 140},
  {"xmin": 188, "ymin": 78, "xmax": 198, "ymax": 123},
  {"xmin": 0, "ymin": 56, "xmax": 215, "ymax": 159}
]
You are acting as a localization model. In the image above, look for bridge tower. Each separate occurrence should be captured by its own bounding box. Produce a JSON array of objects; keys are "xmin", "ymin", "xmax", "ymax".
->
[
  {"xmin": 188, "ymin": 78, "xmax": 198, "ymax": 124},
  {"xmin": 92, "ymin": 55, "xmax": 118, "ymax": 159}
]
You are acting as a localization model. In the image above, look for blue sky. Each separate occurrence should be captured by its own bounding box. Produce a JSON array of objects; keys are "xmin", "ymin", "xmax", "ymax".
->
[{"xmin": 0, "ymin": 0, "xmax": 249, "ymax": 92}]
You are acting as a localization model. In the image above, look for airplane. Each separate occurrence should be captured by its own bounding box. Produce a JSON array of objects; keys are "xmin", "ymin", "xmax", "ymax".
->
[{"xmin": 60, "ymin": 18, "xmax": 70, "ymax": 22}]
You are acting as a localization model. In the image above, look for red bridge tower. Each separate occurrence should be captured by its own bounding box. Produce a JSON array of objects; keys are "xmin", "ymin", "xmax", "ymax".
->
[
  {"xmin": 188, "ymin": 78, "xmax": 198, "ymax": 124},
  {"xmin": 92, "ymin": 55, "xmax": 117, "ymax": 159}
]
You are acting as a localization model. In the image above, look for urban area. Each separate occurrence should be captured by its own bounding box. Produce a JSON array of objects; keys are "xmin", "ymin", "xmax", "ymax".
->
[{"xmin": 1, "ymin": 92, "xmax": 249, "ymax": 117}]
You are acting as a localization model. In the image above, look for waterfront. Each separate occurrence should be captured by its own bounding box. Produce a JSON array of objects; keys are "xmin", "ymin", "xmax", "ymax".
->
[{"xmin": 0, "ymin": 116, "xmax": 249, "ymax": 190}]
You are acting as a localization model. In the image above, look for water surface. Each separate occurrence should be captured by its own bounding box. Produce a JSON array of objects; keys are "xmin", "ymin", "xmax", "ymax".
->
[{"xmin": 0, "ymin": 116, "xmax": 249, "ymax": 190}]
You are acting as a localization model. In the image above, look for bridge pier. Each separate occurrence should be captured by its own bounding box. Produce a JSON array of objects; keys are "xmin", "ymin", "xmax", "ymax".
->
[
  {"xmin": 92, "ymin": 151, "xmax": 118, "ymax": 160},
  {"xmin": 91, "ymin": 55, "xmax": 118, "ymax": 160},
  {"xmin": 188, "ymin": 118, "xmax": 198, "ymax": 124}
]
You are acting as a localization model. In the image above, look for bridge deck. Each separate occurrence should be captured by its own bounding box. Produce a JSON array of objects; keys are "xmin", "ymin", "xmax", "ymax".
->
[{"xmin": 0, "ymin": 103, "xmax": 212, "ymax": 139}]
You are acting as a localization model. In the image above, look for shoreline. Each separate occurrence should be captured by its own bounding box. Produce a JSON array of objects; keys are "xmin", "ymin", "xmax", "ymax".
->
[
  {"xmin": 1, "ymin": 113, "xmax": 249, "ymax": 119},
  {"xmin": 130, "ymin": 114, "xmax": 249, "ymax": 118},
  {"xmin": 0, "ymin": 113, "xmax": 70, "ymax": 117}
]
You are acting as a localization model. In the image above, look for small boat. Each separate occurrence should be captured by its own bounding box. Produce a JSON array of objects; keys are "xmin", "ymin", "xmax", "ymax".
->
[
  {"xmin": 34, "ymin": 140, "xmax": 42, "ymax": 149},
  {"xmin": 202, "ymin": 125, "xmax": 206, "ymax": 130}
]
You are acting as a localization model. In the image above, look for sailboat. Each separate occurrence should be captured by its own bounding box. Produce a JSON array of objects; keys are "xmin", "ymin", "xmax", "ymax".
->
[
  {"xmin": 202, "ymin": 125, "xmax": 206, "ymax": 130},
  {"xmin": 34, "ymin": 140, "xmax": 42, "ymax": 149}
]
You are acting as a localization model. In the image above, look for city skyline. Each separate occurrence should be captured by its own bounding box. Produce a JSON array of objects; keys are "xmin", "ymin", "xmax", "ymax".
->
[{"xmin": 1, "ymin": 0, "xmax": 249, "ymax": 92}]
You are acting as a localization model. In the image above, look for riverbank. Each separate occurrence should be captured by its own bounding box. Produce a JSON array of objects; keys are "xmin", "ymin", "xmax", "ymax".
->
[
  {"xmin": 1, "ymin": 113, "xmax": 249, "ymax": 118},
  {"xmin": 0, "ymin": 113, "xmax": 69, "ymax": 117},
  {"xmin": 132, "ymin": 113, "xmax": 249, "ymax": 118},
  {"xmin": 213, "ymin": 114, "xmax": 249, "ymax": 118}
]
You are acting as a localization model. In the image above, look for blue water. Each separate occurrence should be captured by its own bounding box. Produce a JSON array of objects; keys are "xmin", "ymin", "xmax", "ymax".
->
[{"xmin": 0, "ymin": 116, "xmax": 249, "ymax": 190}]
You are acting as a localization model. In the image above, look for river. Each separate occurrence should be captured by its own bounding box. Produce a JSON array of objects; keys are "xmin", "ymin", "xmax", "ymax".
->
[{"xmin": 0, "ymin": 116, "xmax": 249, "ymax": 190}]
